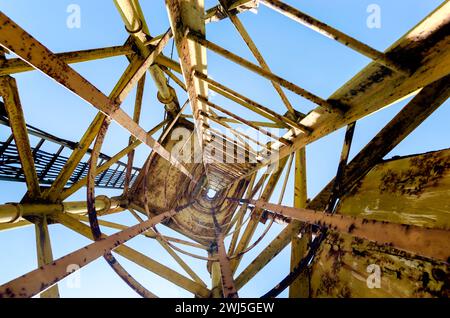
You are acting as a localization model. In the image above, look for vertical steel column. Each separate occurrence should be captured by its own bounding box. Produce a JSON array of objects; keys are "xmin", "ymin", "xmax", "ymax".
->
[{"xmin": 34, "ymin": 215, "xmax": 60, "ymax": 298}]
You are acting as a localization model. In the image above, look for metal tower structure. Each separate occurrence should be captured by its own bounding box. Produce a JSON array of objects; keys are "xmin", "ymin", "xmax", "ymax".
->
[{"xmin": 0, "ymin": 0, "xmax": 449, "ymax": 298}]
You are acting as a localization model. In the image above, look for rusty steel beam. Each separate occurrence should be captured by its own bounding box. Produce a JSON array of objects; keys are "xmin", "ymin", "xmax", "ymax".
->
[
  {"xmin": 325, "ymin": 122, "xmax": 356, "ymax": 213},
  {"xmin": 121, "ymin": 211, "xmax": 207, "ymax": 287},
  {"xmin": 0, "ymin": 45, "xmax": 134, "ymax": 76},
  {"xmin": 0, "ymin": 13, "xmax": 193, "ymax": 183},
  {"xmin": 260, "ymin": 0, "xmax": 410, "ymax": 74},
  {"xmin": 212, "ymin": 211, "xmax": 238, "ymax": 298},
  {"xmin": 0, "ymin": 207, "xmax": 180, "ymax": 298},
  {"xmin": 230, "ymin": 156, "xmax": 289, "ymax": 273},
  {"xmin": 0, "ymin": 197, "xmax": 123, "ymax": 224},
  {"xmin": 205, "ymin": 0, "xmax": 258, "ymax": 24},
  {"xmin": 289, "ymin": 147, "xmax": 309, "ymax": 298},
  {"xmin": 219, "ymin": 0, "xmax": 296, "ymax": 114},
  {"xmin": 123, "ymin": 74, "xmax": 146, "ymax": 195},
  {"xmin": 73, "ymin": 213, "xmax": 208, "ymax": 251},
  {"xmin": 114, "ymin": 0, "xmax": 180, "ymax": 114},
  {"xmin": 199, "ymin": 96, "xmax": 291, "ymax": 146},
  {"xmin": 0, "ymin": 76, "xmax": 41, "ymax": 199},
  {"xmin": 60, "ymin": 119, "xmax": 167, "ymax": 200},
  {"xmin": 249, "ymin": 199, "xmax": 450, "ymax": 262},
  {"xmin": 188, "ymin": 31, "xmax": 342, "ymax": 113},
  {"xmin": 195, "ymin": 71, "xmax": 311, "ymax": 134},
  {"xmin": 165, "ymin": 0, "xmax": 209, "ymax": 150},
  {"xmin": 0, "ymin": 34, "xmax": 174, "ymax": 77}
]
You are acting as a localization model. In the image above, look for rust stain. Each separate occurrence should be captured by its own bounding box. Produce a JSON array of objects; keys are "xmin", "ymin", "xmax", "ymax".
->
[{"xmin": 379, "ymin": 152, "xmax": 450, "ymax": 197}]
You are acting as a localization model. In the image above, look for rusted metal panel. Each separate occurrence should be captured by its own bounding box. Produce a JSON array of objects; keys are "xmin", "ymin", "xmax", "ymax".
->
[
  {"xmin": 336, "ymin": 149, "xmax": 450, "ymax": 229},
  {"xmin": 307, "ymin": 149, "xmax": 450, "ymax": 298},
  {"xmin": 310, "ymin": 232, "xmax": 449, "ymax": 298}
]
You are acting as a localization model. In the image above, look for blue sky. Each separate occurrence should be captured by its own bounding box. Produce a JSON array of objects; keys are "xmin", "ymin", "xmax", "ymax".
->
[{"xmin": 0, "ymin": 0, "xmax": 448, "ymax": 298}]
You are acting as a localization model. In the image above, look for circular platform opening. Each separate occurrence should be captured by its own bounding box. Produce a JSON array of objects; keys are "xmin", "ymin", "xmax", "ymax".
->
[{"xmin": 206, "ymin": 188, "xmax": 217, "ymax": 200}]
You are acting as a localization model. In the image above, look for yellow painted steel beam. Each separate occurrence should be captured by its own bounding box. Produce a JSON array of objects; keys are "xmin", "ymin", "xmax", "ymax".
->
[
  {"xmin": 34, "ymin": 215, "xmax": 60, "ymax": 298},
  {"xmin": 235, "ymin": 221, "xmax": 303, "ymax": 290},
  {"xmin": 183, "ymin": 114, "xmax": 282, "ymax": 128},
  {"xmin": 155, "ymin": 55, "xmax": 182, "ymax": 73},
  {"xmin": 230, "ymin": 1, "xmax": 450, "ymax": 184},
  {"xmin": 260, "ymin": 0, "xmax": 409, "ymax": 74},
  {"xmin": 309, "ymin": 74, "xmax": 450, "ymax": 211},
  {"xmin": 199, "ymin": 96, "xmax": 292, "ymax": 146},
  {"xmin": 121, "ymin": 213, "xmax": 207, "ymax": 287},
  {"xmin": 0, "ymin": 76, "xmax": 41, "ymax": 199},
  {"xmin": 54, "ymin": 213, "xmax": 210, "ymax": 297},
  {"xmin": 0, "ymin": 220, "xmax": 31, "ymax": 232},
  {"xmin": 165, "ymin": 0, "xmax": 209, "ymax": 153},
  {"xmin": 0, "ymin": 45, "xmax": 134, "ymax": 76},
  {"xmin": 195, "ymin": 71, "xmax": 310, "ymax": 134},
  {"xmin": 0, "ymin": 196, "xmax": 122, "ymax": 224},
  {"xmin": 161, "ymin": 65, "xmax": 187, "ymax": 91},
  {"xmin": 251, "ymin": 199, "xmax": 450, "ymax": 262},
  {"xmin": 210, "ymin": 251, "xmax": 222, "ymax": 298},
  {"xmin": 0, "ymin": 13, "xmax": 193, "ymax": 187},
  {"xmin": 44, "ymin": 113, "xmax": 105, "ymax": 202},
  {"xmin": 188, "ymin": 31, "xmax": 341, "ymax": 113},
  {"xmin": 114, "ymin": 0, "xmax": 180, "ymax": 114},
  {"xmin": 230, "ymin": 156, "xmax": 289, "ymax": 273},
  {"xmin": 289, "ymin": 147, "xmax": 309, "ymax": 298},
  {"xmin": 227, "ymin": 173, "xmax": 256, "ymax": 254},
  {"xmin": 123, "ymin": 74, "xmax": 146, "ymax": 195},
  {"xmin": 219, "ymin": 1, "xmax": 296, "ymax": 114},
  {"xmin": 60, "ymin": 119, "xmax": 167, "ymax": 200}
]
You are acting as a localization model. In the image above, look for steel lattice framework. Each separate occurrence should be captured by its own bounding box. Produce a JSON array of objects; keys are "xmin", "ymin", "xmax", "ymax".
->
[{"xmin": 0, "ymin": 0, "xmax": 449, "ymax": 298}]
